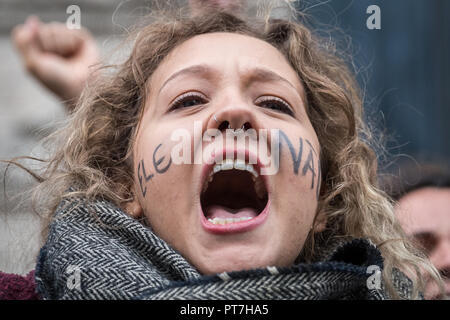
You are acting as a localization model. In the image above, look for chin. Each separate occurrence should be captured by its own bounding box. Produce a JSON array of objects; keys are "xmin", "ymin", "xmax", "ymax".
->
[
  {"xmin": 193, "ymin": 245, "xmax": 287, "ymax": 275},
  {"xmin": 197, "ymin": 259, "xmax": 267, "ymax": 275}
]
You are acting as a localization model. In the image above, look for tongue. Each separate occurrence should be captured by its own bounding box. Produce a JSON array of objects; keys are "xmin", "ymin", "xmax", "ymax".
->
[{"xmin": 205, "ymin": 205, "xmax": 259, "ymax": 220}]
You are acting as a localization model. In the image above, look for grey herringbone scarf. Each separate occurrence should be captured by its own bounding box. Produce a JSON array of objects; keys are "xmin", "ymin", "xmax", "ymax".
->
[{"xmin": 34, "ymin": 198, "xmax": 410, "ymax": 300}]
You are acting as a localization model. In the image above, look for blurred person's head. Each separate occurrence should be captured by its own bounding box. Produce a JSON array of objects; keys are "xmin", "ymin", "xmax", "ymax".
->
[{"xmin": 388, "ymin": 163, "xmax": 450, "ymax": 299}]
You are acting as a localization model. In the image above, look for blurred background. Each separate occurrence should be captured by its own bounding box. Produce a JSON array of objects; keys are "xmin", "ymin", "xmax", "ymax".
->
[
  {"xmin": 302, "ymin": 0, "xmax": 449, "ymax": 169},
  {"xmin": 0, "ymin": 0, "xmax": 448, "ymax": 274}
]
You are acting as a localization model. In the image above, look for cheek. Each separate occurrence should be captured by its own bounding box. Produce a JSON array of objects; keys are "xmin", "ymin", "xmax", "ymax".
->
[
  {"xmin": 271, "ymin": 129, "xmax": 321, "ymax": 231},
  {"xmin": 133, "ymin": 134, "xmax": 200, "ymax": 245},
  {"xmin": 133, "ymin": 122, "xmax": 177, "ymax": 203},
  {"xmin": 275, "ymin": 172, "xmax": 318, "ymax": 224},
  {"xmin": 273, "ymin": 173, "xmax": 318, "ymax": 262},
  {"xmin": 133, "ymin": 137, "xmax": 177, "ymax": 213},
  {"xmin": 134, "ymin": 158, "xmax": 189, "ymax": 243},
  {"xmin": 276, "ymin": 134, "xmax": 321, "ymax": 199},
  {"xmin": 132, "ymin": 118, "xmax": 202, "ymax": 240}
]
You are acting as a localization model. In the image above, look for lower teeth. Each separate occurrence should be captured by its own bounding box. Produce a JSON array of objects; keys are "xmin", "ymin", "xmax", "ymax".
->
[{"xmin": 208, "ymin": 217, "xmax": 253, "ymax": 225}]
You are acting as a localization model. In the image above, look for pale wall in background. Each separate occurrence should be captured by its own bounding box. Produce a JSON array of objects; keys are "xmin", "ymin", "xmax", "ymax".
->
[{"xmin": 0, "ymin": 0, "xmax": 133, "ymax": 275}]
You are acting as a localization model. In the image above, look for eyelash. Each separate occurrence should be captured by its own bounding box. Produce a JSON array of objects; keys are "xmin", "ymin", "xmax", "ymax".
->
[
  {"xmin": 169, "ymin": 92, "xmax": 294, "ymax": 116},
  {"xmin": 255, "ymin": 96, "xmax": 294, "ymax": 116},
  {"xmin": 169, "ymin": 92, "xmax": 209, "ymax": 111}
]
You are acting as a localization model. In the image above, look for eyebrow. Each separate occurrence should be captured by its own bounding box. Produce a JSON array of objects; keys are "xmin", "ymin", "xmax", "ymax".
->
[
  {"xmin": 159, "ymin": 64, "xmax": 214, "ymax": 94},
  {"xmin": 244, "ymin": 67, "xmax": 300, "ymax": 93},
  {"xmin": 158, "ymin": 64, "xmax": 302, "ymax": 97}
]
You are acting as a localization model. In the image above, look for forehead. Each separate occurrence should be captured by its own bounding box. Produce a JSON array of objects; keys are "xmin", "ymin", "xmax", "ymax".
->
[
  {"xmin": 396, "ymin": 187, "xmax": 450, "ymax": 235},
  {"xmin": 150, "ymin": 32, "xmax": 304, "ymax": 95}
]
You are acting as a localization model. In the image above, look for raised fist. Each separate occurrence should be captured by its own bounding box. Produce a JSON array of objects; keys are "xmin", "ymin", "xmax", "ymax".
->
[{"xmin": 11, "ymin": 16, "xmax": 100, "ymax": 110}]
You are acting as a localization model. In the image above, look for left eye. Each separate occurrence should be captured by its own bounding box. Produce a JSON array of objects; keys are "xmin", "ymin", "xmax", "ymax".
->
[{"xmin": 255, "ymin": 96, "xmax": 294, "ymax": 116}]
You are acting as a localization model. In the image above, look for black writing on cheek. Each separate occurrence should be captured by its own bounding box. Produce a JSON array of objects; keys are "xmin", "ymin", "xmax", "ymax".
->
[
  {"xmin": 316, "ymin": 159, "xmax": 322, "ymax": 200},
  {"xmin": 279, "ymin": 131, "xmax": 321, "ymax": 196},
  {"xmin": 307, "ymin": 141, "xmax": 322, "ymax": 200},
  {"xmin": 153, "ymin": 143, "xmax": 172, "ymax": 174},
  {"xmin": 303, "ymin": 139, "xmax": 318, "ymax": 190},
  {"xmin": 279, "ymin": 130, "xmax": 303, "ymax": 175},
  {"xmin": 138, "ymin": 160, "xmax": 154, "ymax": 198},
  {"xmin": 137, "ymin": 143, "xmax": 172, "ymax": 198},
  {"xmin": 302, "ymin": 149, "xmax": 316, "ymax": 189}
]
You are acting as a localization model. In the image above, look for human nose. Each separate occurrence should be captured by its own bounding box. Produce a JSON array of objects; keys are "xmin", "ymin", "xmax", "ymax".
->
[{"xmin": 205, "ymin": 100, "xmax": 256, "ymax": 133}]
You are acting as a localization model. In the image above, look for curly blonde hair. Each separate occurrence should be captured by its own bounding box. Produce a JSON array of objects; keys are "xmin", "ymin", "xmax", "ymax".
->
[{"xmin": 16, "ymin": 3, "xmax": 442, "ymax": 299}]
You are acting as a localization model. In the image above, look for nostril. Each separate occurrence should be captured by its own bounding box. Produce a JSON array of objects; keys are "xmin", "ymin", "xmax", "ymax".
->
[
  {"xmin": 218, "ymin": 121, "xmax": 229, "ymax": 132},
  {"xmin": 217, "ymin": 121, "xmax": 252, "ymax": 132},
  {"xmin": 243, "ymin": 122, "xmax": 252, "ymax": 130}
]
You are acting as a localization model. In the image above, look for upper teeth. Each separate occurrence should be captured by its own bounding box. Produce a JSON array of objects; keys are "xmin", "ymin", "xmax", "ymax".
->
[{"xmin": 211, "ymin": 159, "xmax": 258, "ymax": 178}]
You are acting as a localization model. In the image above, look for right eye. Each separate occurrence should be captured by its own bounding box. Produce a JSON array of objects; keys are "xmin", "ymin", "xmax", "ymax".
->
[
  {"xmin": 413, "ymin": 232, "xmax": 438, "ymax": 256},
  {"xmin": 169, "ymin": 92, "xmax": 208, "ymax": 111}
]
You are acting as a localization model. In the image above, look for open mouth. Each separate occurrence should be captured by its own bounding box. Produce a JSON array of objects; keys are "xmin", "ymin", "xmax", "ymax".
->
[{"xmin": 200, "ymin": 155, "xmax": 269, "ymax": 230}]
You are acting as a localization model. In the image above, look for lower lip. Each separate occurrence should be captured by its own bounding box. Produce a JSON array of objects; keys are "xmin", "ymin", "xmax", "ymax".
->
[{"xmin": 200, "ymin": 200, "xmax": 270, "ymax": 235}]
